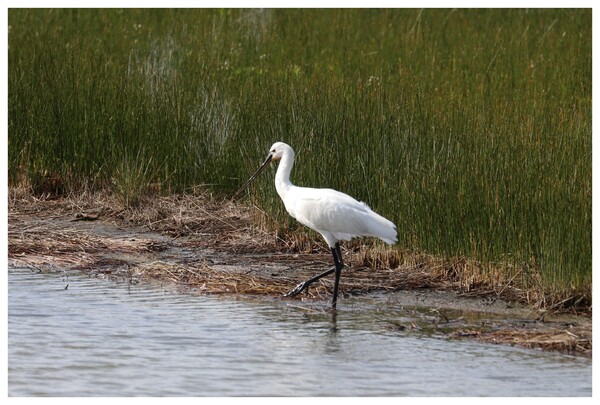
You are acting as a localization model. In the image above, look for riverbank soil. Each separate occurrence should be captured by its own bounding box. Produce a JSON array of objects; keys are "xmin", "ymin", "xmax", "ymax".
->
[{"xmin": 7, "ymin": 190, "xmax": 591, "ymax": 356}]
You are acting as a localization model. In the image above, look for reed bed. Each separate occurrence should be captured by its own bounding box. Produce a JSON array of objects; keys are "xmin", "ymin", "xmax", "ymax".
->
[{"xmin": 8, "ymin": 9, "xmax": 591, "ymax": 306}]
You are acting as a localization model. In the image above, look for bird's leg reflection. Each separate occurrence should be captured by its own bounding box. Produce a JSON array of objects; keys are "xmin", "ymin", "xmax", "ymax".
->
[{"xmin": 329, "ymin": 308, "xmax": 338, "ymax": 333}]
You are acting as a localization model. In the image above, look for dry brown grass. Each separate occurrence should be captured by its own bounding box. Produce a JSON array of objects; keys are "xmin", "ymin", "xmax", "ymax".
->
[
  {"xmin": 450, "ymin": 326, "xmax": 592, "ymax": 356},
  {"xmin": 8, "ymin": 186, "xmax": 590, "ymax": 313}
]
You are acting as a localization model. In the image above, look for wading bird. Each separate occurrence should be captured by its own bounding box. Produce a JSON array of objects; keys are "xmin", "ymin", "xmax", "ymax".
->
[{"xmin": 233, "ymin": 142, "xmax": 397, "ymax": 309}]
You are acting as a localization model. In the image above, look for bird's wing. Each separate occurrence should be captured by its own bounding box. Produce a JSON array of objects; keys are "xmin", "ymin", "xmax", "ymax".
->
[
  {"xmin": 283, "ymin": 186, "xmax": 397, "ymax": 245},
  {"xmin": 284, "ymin": 187, "xmax": 373, "ymax": 236}
]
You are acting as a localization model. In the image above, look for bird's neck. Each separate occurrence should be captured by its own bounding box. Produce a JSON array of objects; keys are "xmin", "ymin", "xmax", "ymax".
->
[{"xmin": 275, "ymin": 149, "xmax": 295, "ymax": 199}]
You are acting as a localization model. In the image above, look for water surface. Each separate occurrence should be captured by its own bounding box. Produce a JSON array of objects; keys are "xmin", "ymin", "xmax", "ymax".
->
[{"xmin": 8, "ymin": 268, "xmax": 591, "ymax": 396}]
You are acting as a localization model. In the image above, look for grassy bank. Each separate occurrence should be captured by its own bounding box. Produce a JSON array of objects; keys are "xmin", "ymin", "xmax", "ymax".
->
[{"xmin": 8, "ymin": 9, "xmax": 591, "ymax": 306}]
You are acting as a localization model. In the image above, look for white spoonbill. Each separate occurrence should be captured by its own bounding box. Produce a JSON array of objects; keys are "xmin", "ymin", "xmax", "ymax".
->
[{"xmin": 234, "ymin": 142, "xmax": 397, "ymax": 309}]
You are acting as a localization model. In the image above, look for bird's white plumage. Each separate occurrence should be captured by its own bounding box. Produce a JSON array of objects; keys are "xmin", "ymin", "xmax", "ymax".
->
[
  {"xmin": 268, "ymin": 142, "xmax": 397, "ymax": 248},
  {"xmin": 234, "ymin": 141, "xmax": 398, "ymax": 307}
]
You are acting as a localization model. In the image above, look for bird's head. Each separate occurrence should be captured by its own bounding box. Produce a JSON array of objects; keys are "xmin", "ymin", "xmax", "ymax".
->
[
  {"xmin": 267, "ymin": 142, "xmax": 292, "ymax": 161},
  {"xmin": 232, "ymin": 142, "xmax": 293, "ymax": 199}
]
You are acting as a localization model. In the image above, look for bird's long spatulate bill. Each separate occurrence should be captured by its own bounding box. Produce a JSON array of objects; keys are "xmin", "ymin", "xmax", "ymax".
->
[{"xmin": 232, "ymin": 154, "xmax": 273, "ymax": 199}]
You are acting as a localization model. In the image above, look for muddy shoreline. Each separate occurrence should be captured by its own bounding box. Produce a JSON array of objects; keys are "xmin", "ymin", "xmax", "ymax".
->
[{"xmin": 7, "ymin": 191, "xmax": 592, "ymax": 356}]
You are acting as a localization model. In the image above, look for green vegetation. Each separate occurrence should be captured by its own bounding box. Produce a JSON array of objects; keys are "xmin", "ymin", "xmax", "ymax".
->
[{"xmin": 8, "ymin": 9, "xmax": 591, "ymax": 304}]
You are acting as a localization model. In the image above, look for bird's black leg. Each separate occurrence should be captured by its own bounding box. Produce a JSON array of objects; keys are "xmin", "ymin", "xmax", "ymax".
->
[
  {"xmin": 284, "ymin": 243, "xmax": 345, "ymax": 307},
  {"xmin": 331, "ymin": 243, "xmax": 344, "ymax": 309},
  {"xmin": 283, "ymin": 266, "xmax": 335, "ymax": 297}
]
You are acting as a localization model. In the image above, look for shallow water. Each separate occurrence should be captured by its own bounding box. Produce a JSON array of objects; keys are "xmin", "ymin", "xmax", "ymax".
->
[{"xmin": 8, "ymin": 267, "xmax": 591, "ymax": 396}]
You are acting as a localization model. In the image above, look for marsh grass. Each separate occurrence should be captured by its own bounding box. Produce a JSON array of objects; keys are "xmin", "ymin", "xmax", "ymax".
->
[
  {"xmin": 8, "ymin": 9, "xmax": 591, "ymax": 304},
  {"xmin": 111, "ymin": 150, "xmax": 157, "ymax": 208}
]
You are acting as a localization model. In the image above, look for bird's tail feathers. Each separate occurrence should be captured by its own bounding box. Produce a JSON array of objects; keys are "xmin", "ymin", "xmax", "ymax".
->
[{"xmin": 366, "ymin": 212, "xmax": 397, "ymax": 245}]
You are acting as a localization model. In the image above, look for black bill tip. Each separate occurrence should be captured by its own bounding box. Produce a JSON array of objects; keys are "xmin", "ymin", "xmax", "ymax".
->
[{"xmin": 232, "ymin": 154, "xmax": 273, "ymax": 200}]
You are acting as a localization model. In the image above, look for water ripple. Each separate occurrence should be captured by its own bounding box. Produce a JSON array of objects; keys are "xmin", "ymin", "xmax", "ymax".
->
[{"xmin": 8, "ymin": 268, "xmax": 591, "ymax": 396}]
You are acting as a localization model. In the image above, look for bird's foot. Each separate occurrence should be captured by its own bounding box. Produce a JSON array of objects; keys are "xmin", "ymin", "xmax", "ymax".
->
[
  {"xmin": 284, "ymin": 267, "xmax": 336, "ymax": 298},
  {"xmin": 283, "ymin": 281, "xmax": 310, "ymax": 298}
]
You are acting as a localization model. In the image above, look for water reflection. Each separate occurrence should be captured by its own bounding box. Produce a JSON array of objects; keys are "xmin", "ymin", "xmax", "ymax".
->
[
  {"xmin": 8, "ymin": 268, "xmax": 592, "ymax": 396},
  {"xmin": 329, "ymin": 310, "xmax": 338, "ymax": 334}
]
